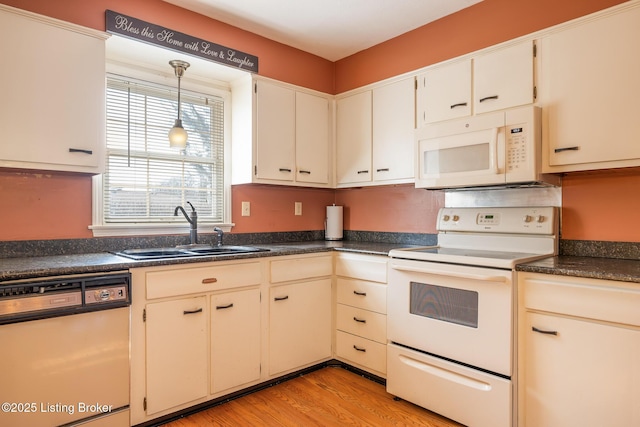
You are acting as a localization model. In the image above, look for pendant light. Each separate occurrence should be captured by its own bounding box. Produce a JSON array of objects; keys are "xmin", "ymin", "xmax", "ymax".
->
[{"xmin": 168, "ymin": 60, "xmax": 190, "ymax": 149}]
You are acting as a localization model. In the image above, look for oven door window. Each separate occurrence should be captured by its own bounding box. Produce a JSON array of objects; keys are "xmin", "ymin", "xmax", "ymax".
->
[{"xmin": 410, "ymin": 282, "xmax": 478, "ymax": 328}]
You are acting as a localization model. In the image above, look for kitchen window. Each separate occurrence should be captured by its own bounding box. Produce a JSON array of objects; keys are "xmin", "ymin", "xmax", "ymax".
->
[{"xmin": 91, "ymin": 73, "xmax": 232, "ymax": 236}]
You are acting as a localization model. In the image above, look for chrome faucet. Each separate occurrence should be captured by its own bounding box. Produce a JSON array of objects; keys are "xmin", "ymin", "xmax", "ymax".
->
[
  {"xmin": 213, "ymin": 227, "xmax": 224, "ymax": 247},
  {"xmin": 174, "ymin": 201, "xmax": 198, "ymax": 245}
]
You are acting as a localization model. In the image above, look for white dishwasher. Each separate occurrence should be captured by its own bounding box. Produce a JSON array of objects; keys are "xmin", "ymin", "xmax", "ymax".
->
[{"xmin": 0, "ymin": 272, "xmax": 130, "ymax": 427}]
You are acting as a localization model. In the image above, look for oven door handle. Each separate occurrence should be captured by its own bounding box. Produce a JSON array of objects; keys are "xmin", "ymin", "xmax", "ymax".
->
[{"xmin": 390, "ymin": 263, "xmax": 507, "ymax": 282}]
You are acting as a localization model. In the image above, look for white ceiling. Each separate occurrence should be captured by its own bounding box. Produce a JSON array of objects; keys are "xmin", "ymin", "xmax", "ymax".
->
[{"xmin": 162, "ymin": 0, "xmax": 483, "ymax": 61}]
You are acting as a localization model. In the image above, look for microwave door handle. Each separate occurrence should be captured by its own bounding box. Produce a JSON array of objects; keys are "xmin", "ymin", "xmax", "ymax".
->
[{"xmin": 491, "ymin": 127, "xmax": 499, "ymax": 174}]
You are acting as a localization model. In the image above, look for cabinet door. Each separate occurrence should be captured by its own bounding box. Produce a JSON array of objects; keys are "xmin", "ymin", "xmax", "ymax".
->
[
  {"xmin": 524, "ymin": 312, "xmax": 640, "ymax": 427},
  {"xmin": 473, "ymin": 40, "xmax": 534, "ymax": 114},
  {"xmin": 540, "ymin": 6, "xmax": 640, "ymax": 170},
  {"xmin": 0, "ymin": 9, "xmax": 105, "ymax": 172},
  {"xmin": 416, "ymin": 59, "xmax": 471, "ymax": 125},
  {"xmin": 269, "ymin": 279, "xmax": 332, "ymax": 375},
  {"xmin": 211, "ymin": 289, "xmax": 261, "ymax": 394},
  {"xmin": 336, "ymin": 91, "xmax": 372, "ymax": 185},
  {"xmin": 145, "ymin": 297, "xmax": 208, "ymax": 415},
  {"xmin": 255, "ymin": 80, "xmax": 296, "ymax": 181},
  {"xmin": 295, "ymin": 92, "xmax": 330, "ymax": 184},
  {"xmin": 372, "ymin": 77, "xmax": 415, "ymax": 182}
]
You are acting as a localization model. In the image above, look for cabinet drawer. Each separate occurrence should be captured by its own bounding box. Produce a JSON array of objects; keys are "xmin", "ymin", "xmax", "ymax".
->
[
  {"xmin": 336, "ymin": 278, "xmax": 386, "ymax": 314},
  {"xmin": 521, "ymin": 273, "xmax": 640, "ymax": 327},
  {"xmin": 146, "ymin": 262, "xmax": 262, "ymax": 299},
  {"xmin": 335, "ymin": 253, "xmax": 387, "ymax": 283},
  {"xmin": 336, "ymin": 304, "xmax": 386, "ymax": 343},
  {"xmin": 336, "ymin": 330, "xmax": 386, "ymax": 374},
  {"xmin": 270, "ymin": 255, "xmax": 333, "ymax": 283}
]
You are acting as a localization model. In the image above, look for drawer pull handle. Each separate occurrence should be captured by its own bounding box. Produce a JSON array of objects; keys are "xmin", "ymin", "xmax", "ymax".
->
[
  {"xmin": 353, "ymin": 316, "xmax": 366, "ymax": 323},
  {"xmin": 202, "ymin": 278, "xmax": 218, "ymax": 284},
  {"xmin": 353, "ymin": 290, "xmax": 367, "ymax": 296},
  {"xmin": 299, "ymin": 169, "xmax": 311, "ymax": 174},
  {"xmin": 357, "ymin": 170, "xmax": 369, "ymax": 174},
  {"xmin": 450, "ymin": 102, "xmax": 468, "ymax": 109},
  {"xmin": 279, "ymin": 168, "xmax": 292, "ymax": 173},
  {"xmin": 376, "ymin": 168, "xmax": 389, "ymax": 172},
  {"xmin": 274, "ymin": 295, "xmax": 289, "ymax": 301},
  {"xmin": 216, "ymin": 303, "xmax": 234, "ymax": 310},
  {"xmin": 554, "ymin": 146, "xmax": 580, "ymax": 153},
  {"xmin": 479, "ymin": 95, "xmax": 499, "ymax": 103},
  {"xmin": 69, "ymin": 148, "xmax": 93, "ymax": 155},
  {"xmin": 353, "ymin": 345, "xmax": 366, "ymax": 353},
  {"xmin": 532, "ymin": 326, "xmax": 558, "ymax": 336},
  {"xmin": 183, "ymin": 308, "xmax": 203, "ymax": 315}
]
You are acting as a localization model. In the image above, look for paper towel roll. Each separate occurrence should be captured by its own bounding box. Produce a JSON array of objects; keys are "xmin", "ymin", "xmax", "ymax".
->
[{"xmin": 325, "ymin": 205, "xmax": 343, "ymax": 241}]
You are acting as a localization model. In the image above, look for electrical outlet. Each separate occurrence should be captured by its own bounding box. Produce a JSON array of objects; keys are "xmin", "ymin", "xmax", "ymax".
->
[
  {"xmin": 241, "ymin": 201, "xmax": 250, "ymax": 216},
  {"xmin": 294, "ymin": 202, "xmax": 302, "ymax": 216}
]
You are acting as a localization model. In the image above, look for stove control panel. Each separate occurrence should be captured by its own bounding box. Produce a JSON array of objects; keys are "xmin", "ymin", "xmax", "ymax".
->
[{"xmin": 438, "ymin": 207, "xmax": 557, "ymax": 234}]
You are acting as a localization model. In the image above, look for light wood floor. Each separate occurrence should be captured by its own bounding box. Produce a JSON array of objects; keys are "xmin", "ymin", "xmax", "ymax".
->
[{"xmin": 162, "ymin": 366, "xmax": 464, "ymax": 426}]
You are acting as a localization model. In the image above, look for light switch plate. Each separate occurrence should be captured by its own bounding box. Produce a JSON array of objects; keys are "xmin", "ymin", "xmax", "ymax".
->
[
  {"xmin": 241, "ymin": 201, "xmax": 250, "ymax": 216},
  {"xmin": 294, "ymin": 202, "xmax": 302, "ymax": 216}
]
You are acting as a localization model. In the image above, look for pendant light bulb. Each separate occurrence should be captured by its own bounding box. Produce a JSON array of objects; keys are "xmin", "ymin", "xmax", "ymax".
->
[
  {"xmin": 169, "ymin": 119, "xmax": 188, "ymax": 149},
  {"xmin": 168, "ymin": 60, "xmax": 190, "ymax": 149}
]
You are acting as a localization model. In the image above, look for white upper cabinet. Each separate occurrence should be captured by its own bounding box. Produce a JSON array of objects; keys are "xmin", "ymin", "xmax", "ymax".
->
[
  {"xmin": 539, "ymin": 3, "xmax": 640, "ymax": 172},
  {"xmin": 417, "ymin": 59, "xmax": 472, "ymax": 125},
  {"xmin": 337, "ymin": 76, "xmax": 415, "ymax": 187},
  {"xmin": 336, "ymin": 91, "xmax": 373, "ymax": 185},
  {"xmin": 416, "ymin": 40, "xmax": 534, "ymax": 125},
  {"xmin": 372, "ymin": 77, "xmax": 416, "ymax": 183},
  {"xmin": 0, "ymin": 5, "xmax": 107, "ymax": 173},
  {"xmin": 295, "ymin": 91, "xmax": 330, "ymax": 184},
  {"xmin": 232, "ymin": 77, "xmax": 332, "ymax": 187},
  {"xmin": 255, "ymin": 80, "xmax": 296, "ymax": 182},
  {"xmin": 473, "ymin": 40, "xmax": 535, "ymax": 114}
]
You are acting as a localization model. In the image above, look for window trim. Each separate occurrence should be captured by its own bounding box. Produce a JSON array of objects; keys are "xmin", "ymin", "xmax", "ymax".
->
[{"xmin": 90, "ymin": 61, "xmax": 234, "ymax": 237}]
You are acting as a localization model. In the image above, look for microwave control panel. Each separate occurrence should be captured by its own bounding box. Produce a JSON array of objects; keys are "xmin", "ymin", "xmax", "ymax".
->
[{"xmin": 506, "ymin": 124, "xmax": 527, "ymax": 171}]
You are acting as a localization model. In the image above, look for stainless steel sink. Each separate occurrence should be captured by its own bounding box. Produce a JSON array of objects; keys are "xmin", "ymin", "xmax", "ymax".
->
[{"xmin": 115, "ymin": 245, "xmax": 269, "ymax": 260}]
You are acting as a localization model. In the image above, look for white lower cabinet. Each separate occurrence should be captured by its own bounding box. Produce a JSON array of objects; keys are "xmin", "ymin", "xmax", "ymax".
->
[
  {"xmin": 211, "ymin": 288, "xmax": 261, "ymax": 394},
  {"xmin": 268, "ymin": 254, "xmax": 333, "ymax": 375},
  {"xmin": 269, "ymin": 278, "xmax": 332, "ymax": 375},
  {"xmin": 518, "ymin": 272, "xmax": 640, "ymax": 427},
  {"xmin": 130, "ymin": 261, "xmax": 263, "ymax": 425},
  {"xmin": 145, "ymin": 297, "xmax": 208, "ymax": 415},
  {"xmin": 334, "ymin": 253, "xmax": 388, "ymax": 377},
  {"xmin": 130, "ymin": 254, "xmax": 335, "ymax": 426}
]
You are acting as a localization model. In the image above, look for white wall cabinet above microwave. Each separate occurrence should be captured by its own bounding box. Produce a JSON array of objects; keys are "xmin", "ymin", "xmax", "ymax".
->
[
  {"xmin": 336, "ymin": 77, "xmax": 415, "ymax": 187},
  {"xmin": 0, "ymin": 6, "xmax": 107, "ymax": 174},
  {"xmin": 416, "ymin": 40, "xmax": 535, "ymax": 126},
  {"xmin": 538, "ymin": 2, "xmax": 640, "ymax": 173},
  {"xmin": 232, "ymin": 77, "xmax": 332, "ymax": 188}
]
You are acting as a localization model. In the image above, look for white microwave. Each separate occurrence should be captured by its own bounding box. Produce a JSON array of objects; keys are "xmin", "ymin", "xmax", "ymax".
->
[{"xmin": 415, "ymin": 105, "xmax": 559, "ymax": 189}]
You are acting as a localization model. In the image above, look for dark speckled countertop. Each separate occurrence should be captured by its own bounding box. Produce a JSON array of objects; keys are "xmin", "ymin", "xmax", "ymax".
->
[
  {"xmin": 517, "ymin": 256, "xmax": 640, "ymax": 284},
  {"xmin": 0, "ymin": 240, "xmax": 417, "ymax": 282}
]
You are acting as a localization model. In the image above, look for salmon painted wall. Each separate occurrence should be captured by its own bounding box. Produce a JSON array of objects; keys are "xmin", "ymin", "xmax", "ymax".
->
[
  {"xmin": 0, "ymin": 0, "xmax": 334, "ymax": 93},
  {"xmin": 561, "ymin": 169, "xmax": 640, "ymax": 242},
  {"xmin": 334, "ymin": 0, "xmax": 627, "ymax": 93},
  {"xmin": 0, "ymin": 0, "xmax": 635, "ymax": 242}
]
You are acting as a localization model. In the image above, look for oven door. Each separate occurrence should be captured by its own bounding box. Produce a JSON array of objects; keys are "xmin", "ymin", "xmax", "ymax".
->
[
  {"xmin": 415, "ymin": 110, "xmax": 506, "ymax": 189},
  {"xmin": 387, "ymin": 257, "xmax": 513, "ymax": 376}
]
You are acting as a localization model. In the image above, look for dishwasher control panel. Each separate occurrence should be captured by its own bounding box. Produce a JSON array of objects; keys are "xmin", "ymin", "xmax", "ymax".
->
[{"xmin": 85, "ymin": 285, "xmax": 128, "ymax": 304}]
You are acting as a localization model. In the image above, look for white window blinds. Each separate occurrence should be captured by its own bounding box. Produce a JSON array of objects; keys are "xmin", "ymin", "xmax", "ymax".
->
[{"xmin": 104, "ymin": 76, "xmax": 225, "ymax": 224}]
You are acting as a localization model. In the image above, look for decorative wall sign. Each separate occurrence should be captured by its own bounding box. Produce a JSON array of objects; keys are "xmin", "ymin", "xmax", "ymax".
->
[{"xmin": 106, "ymin": 10, "xmax": 258, "ymax": 73}]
